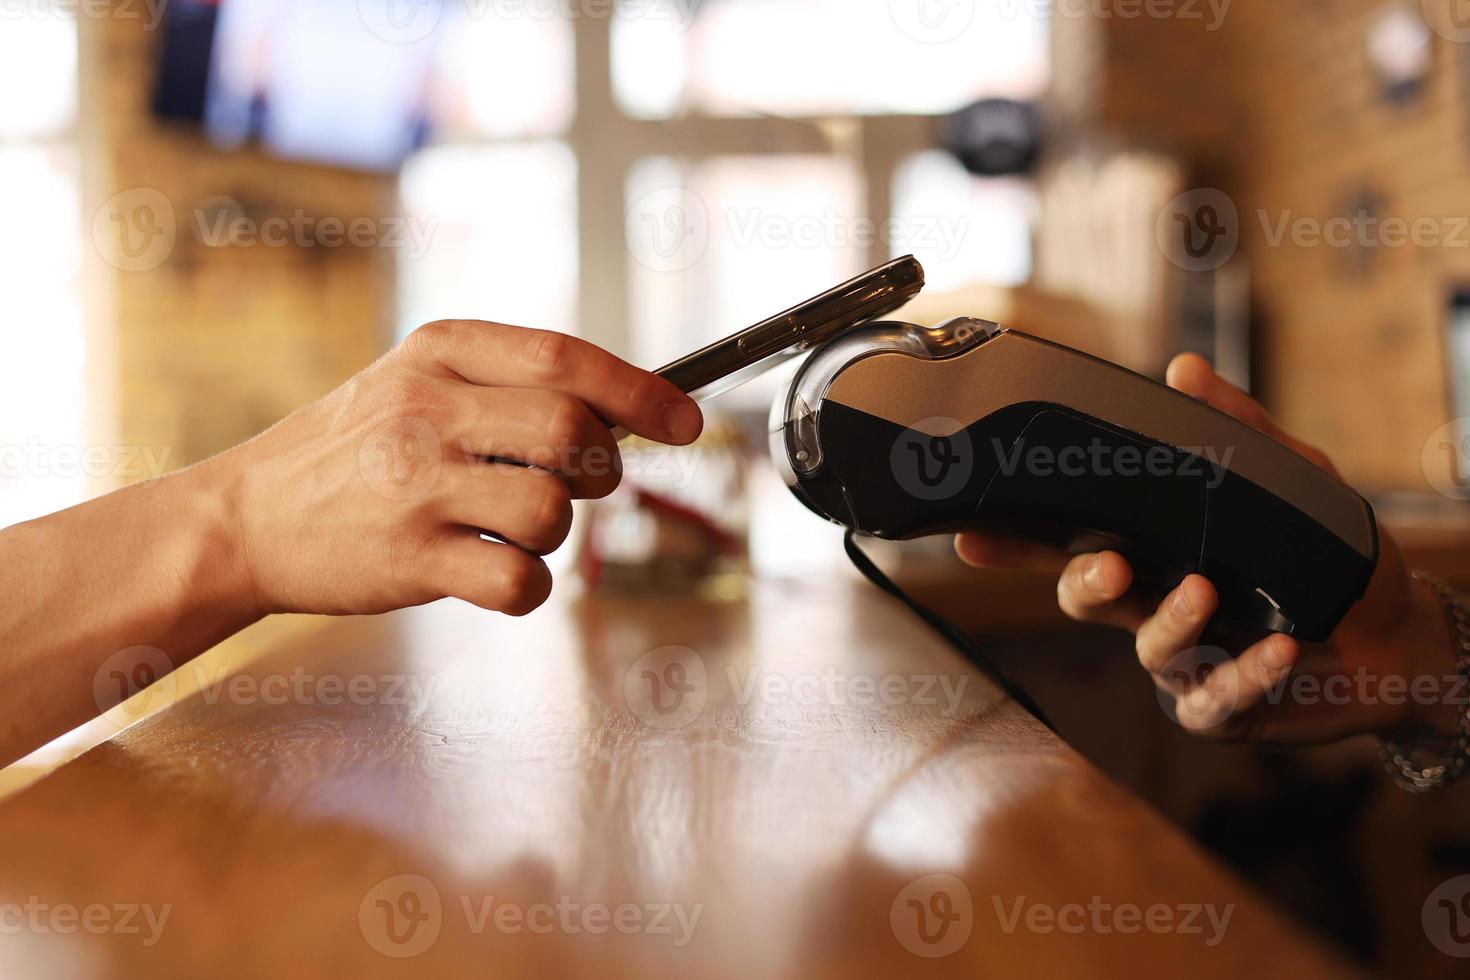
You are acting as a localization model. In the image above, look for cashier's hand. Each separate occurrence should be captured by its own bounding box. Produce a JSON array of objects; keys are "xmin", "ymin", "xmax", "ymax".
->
[
  {"xmin": 955, "ymin": 354, "xmax": 1459, "ymax": 746},
  {"xmin": 222, "ymin": 320, "xmax": 702, "ymax": 617}
]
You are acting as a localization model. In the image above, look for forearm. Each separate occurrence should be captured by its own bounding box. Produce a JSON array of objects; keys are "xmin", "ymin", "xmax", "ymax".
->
[{"xmin": 0, "ymin": 457, "xmax": 262, "ymax": 765}]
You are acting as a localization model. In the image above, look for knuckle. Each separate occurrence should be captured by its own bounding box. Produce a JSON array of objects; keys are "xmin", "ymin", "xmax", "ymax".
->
[
  {"xmin": 524, "ymin": 329, "xmax": 575, "ymax": 382},
  {"xmin": 493, "ymin": 553, "xmax": 548, "ymax": 616},
  {"xmin": 619, "ymin": 370, "xmax": 662, "ymax": 417},
  {"xmin": 382, "ymin": 373, "xmax": 450, "ymax": 423},
  {"xmin": 531, "ymin": 475, "xmax": 573, "ymax": 547},
  {"xmin": 545, "ymin": 392, "xmax": 591, "ymax": 451},
  {"xmin": 409, "ymin": 319, "xmax": 460, "ymax": 354}
]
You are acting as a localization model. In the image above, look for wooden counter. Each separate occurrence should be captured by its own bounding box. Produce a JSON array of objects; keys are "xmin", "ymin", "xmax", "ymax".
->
[{"xmin": 0, "ymin": 581, "xmax": 1353, "ymax": 978}]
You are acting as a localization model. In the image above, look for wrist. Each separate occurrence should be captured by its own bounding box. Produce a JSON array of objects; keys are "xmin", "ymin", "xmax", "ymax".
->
[
  {"xmin": 1379, "ymin": 572, "xmax": 1470, "ymax": 791},
  {"xmin": 1398, "ymin": 574, "xmax": 1465, "ymax": 741},
  {"xmin": 169, "ymin": 450, "xmax": 268, "ymax": 623}
]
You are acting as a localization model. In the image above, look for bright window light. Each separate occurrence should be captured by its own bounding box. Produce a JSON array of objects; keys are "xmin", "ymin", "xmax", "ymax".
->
[
  {"xmin": 626, "ymin": 153, "xmax": 864, "ymax": 408},
  {"xmin": 397, "ymin": 142, "xmax": 580, "ymax": 340},
  {"xmin": 612, "ymin": 0, "xmax": 1049, "ymax": 119},
  {"xmin": 0, "ymin": 17, "xmax": 77, "ymax": 137},
  {"xmin": 891, "ymin": 150, "xmax": 1036, "ymax": 290}
]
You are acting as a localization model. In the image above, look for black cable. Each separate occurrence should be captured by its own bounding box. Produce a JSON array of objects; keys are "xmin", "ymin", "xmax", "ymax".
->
[{"xmin": 842, "ymin": 530, "xmax": 1055, "ymax": 732}]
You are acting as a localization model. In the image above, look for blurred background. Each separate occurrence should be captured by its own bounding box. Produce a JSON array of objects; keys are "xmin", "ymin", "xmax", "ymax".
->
[{"xmin": 7, "ymin": 0, "xmax": 1470, "ymax": 972}]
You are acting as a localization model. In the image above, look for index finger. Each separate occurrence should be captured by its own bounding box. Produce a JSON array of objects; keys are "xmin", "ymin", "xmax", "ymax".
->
[{"xmin": 409, "ymin": 320, "xmax": 703, "ymax": 445}]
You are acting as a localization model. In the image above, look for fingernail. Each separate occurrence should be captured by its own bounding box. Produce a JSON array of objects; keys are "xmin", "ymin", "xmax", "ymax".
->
[
  {"xmin": 1170, "ymin": 585, "xmax": 1193, "ymax": 617},
  {"xmin": 1085, "ymin": 555, "xmax": 1106, "ymax": 592},
  {"xmin": 663, "ymin": 401, "xmax": 702, "ymax": 444}
]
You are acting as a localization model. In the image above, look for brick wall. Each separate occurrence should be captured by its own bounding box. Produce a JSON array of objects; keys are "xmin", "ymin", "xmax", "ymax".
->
[
  {"xmin": 1099, "ymin": 0, "xmax": 1470, "ymax": 493},
  {"xmin": 81, "ymin": 7, "xmax": 396, "ymax": 467}
]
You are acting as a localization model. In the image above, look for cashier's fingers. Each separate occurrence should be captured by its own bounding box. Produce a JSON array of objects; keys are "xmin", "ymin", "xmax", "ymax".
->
[
  {"xmin": 1164, "ymin": 633, "xmax": 1301, "ymax": 738},
  {"xmin": 426, "ymin": 528, "xmax": 553, "ymax": 616},
  {"xmin": 1165, "ymin": 354, "xmax": 1340, "ymax": 478},
  {"xmin": 1056, "ymin": 551, "xmax": 1148, "ymax": 630},
  {"xmin": 1133, "ymin": 575, "xmax": 1218, "ymax": 674}
]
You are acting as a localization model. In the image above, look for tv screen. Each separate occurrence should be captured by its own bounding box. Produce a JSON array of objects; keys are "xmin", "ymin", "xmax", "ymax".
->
[{"xmin": 152, "ymin": 0, "xmax": 441, "ymax": 171}]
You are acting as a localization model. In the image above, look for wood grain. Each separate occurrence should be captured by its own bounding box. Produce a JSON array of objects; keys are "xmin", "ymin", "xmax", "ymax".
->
[{"xmin": 0, "ymin": 582, "xmax": 1353, "ymax": 978}]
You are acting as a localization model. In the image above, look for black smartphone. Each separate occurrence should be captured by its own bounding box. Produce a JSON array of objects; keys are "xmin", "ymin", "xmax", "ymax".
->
[{"xmin": 653, "ymin": 255, "xmax": 926, "ymax": 400}]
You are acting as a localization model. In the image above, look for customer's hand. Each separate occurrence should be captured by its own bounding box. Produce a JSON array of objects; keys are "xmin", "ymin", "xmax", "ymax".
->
[
  {"xmin": 955, "ymin": 354, "xmax": 1459, "ymax": 745},
  {"xmin": 214, "ymin": 320, "xmax": 703, "ymax": 617}
]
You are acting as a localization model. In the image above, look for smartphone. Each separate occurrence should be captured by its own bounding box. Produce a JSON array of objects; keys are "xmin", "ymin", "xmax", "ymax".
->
[{"xmin": 653, "ymin": 255, "xmax": 926, "ymax": 401}]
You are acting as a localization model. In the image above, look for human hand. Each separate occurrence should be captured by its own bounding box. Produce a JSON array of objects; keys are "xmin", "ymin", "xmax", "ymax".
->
[
  {"xmin": 209, "ymin": 320, "xmax": 702, "ymax": 618},
  {"xmin": 955, "ymin": 354, "xmax": 1459, "ymax": 745}
]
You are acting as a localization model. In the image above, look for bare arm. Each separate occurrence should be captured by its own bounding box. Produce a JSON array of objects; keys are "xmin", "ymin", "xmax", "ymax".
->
[{"xmin": 0, "ymin": 320, "xmax": 703, "ymax": 765}]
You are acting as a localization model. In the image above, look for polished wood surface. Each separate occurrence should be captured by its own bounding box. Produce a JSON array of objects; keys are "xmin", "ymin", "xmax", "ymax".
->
[{"xmin": 0, "ymin": 581, "xmax": 1352, "ymax": 978}]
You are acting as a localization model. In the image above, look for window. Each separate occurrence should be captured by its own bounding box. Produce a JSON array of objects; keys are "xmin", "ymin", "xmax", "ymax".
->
[
  {"xmin": 0, "ymin": 15, "xmax": 84, "ymax": 530},
  {"xmin": 398, "ymin": 2, "xmax": 1051, "ymax": 366}
]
